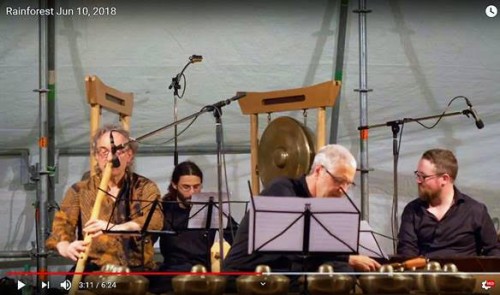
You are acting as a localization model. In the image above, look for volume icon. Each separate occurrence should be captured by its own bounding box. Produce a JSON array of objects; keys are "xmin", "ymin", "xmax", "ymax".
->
[{"xmin": 60, "ymin": 280, "xmax": 72, "ymax": 291}]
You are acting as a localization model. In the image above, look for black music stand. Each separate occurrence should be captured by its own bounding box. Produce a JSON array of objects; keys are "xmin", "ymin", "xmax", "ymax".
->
[
  {"xmin": 188, "ymin": 192, "xmax": 231, "ymax": 230},
  {"xmin": 103, "ymin": 198, "xmax": 176, "ymax": 269},
  {"xmin": 187, "ymin": 192, "xmax": 232, "ymax": 269},
  {"xmin": 358, "ymin": 220, "xmax": 388, "ymax": 259},
  {"xmin": 248, "ymin": 195, "xmax": 360, "ymax": 294}
]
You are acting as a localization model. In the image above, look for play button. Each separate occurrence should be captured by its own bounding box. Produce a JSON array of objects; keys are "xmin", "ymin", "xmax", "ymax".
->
[{"xmin": 17, "ymin": 280, "xmax": 26, "ymax": 290}]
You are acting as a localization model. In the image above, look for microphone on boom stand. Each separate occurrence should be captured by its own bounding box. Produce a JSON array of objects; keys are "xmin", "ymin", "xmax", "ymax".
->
[{"xmin": 169, "ymin": 54, "xmax": 204, "ymax": 166}]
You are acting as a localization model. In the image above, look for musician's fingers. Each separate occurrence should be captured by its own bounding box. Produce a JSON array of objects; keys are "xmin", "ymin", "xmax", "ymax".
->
[
  {"xmin": 61, "ymin": 248, "xmax": 76, "ymax": 261},
  {"xmin": 82, "ymin": 224, "xmax": 95, "ymax": 233},
  {"xmin": 67, "ymin": 243, "xmax": 84, "ymax": 261},
  {"xmin": 90, "ymin": 230, "xmax": 103, "ymax": 238},
  {"xmin": 73, "ymin": 242, "xmax": 86, "ymax": 252},
  {"xmin": 83, "ymin": 223, "xmax": 102, "ymax": 234},
  {"xmin": 366, "ymin": 259, "xmax": 380, "ymax": 271},
  {"xmin": 84, "ymin": 220, "xmax": 109, "ymax": 233},
  {"xmin": 69, "ymin": 251, "xmax": 79, "ymax": 261},
  {"xmin": 84, "ymin": 218, "xmax": 97, "ymax": 227}
]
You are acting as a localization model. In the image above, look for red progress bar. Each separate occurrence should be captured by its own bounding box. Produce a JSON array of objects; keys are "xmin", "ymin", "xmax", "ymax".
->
[{"xmin": 6, "ymin": 271, "xmax": 261, "ymax": 277}]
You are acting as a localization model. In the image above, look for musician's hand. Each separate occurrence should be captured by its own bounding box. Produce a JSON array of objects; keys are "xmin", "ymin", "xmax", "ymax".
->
[
  {"xmin": 56, "ymin": 240, "xmax": 89, "ymax": 261},
  {"xmin": 348, "ymin": 255, "xmax": 381, "ymax": 272},
  {"xmin": 83, "ymin": 219, "xmax": 115, "ymax": 238}
]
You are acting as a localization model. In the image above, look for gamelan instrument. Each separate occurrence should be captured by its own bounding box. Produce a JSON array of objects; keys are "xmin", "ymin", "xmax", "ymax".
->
[
  {"xmin": 358, "ymin": 260, "xmax": 477, "ymax": 294},
  {"xmin": 229, "ymin": 259, "xmax": 492, "ymax": 294},
  {"xmin": 236, "ymin": 265, "xmax": 289, "ymax": 295},
  {"xmin": 392, "ymin": 256, "xmax": 500, "ymax": 294},
  {"xmin": 82, "ymin": 264, "xmax": 149, "ymax": 295},
  {"xmin": 257, "ymin": 116, "xmax": 315, "ymax": 187},
  {"xmin": 358, "ymin": 264, "xmax": 415, "ymax": 294},
  {"xmin": 172, "ymin": 264, "xmax": 227, "ymax": 295},
  {"xmin": 412, "ymin": 261, "xmax": 476, "ymax": 294},
  {"xmin": 306, "ymin": 264, "xmax": 355, "ymax": 295},
  {"xmin": 237, "ymin": 80, "xmax": 341, "ymax": 193}
]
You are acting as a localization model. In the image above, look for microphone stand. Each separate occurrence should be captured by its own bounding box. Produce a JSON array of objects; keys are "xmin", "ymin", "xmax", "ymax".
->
[
  {"xmin": 205, "ymin": 103, "xmax": 226, "ymax": 273},
  {"xmin": 169, "ymin": 59, "xmax": 196, "ymax": 166},
  {"xmin": 130, "ymin": 92, "xmax": 246, "ymax": 145},
  {"xmin": 122, "ymin": 92, "xmax": 246, "ymax": 271},
  {"xmin": 358, "ymin": 108, "xmax": 476, "ymax": 253},
  {"xmin": 173, "ymin": 92, "xmax": 179, "ymax": 166}
]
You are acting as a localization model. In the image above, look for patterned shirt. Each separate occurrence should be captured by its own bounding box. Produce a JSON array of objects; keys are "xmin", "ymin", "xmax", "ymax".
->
[{"xmin": 46, "ymin": 172, "xmax": 163, "ymax": 270}]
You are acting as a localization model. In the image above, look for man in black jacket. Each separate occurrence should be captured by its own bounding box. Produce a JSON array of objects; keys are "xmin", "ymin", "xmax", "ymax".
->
[{"xmin": 223, "ymin": 144, "xmax": 380, "ymax": 274}]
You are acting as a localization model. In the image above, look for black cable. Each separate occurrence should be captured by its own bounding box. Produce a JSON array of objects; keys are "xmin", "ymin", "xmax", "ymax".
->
[
  {"xmin": 413, "ymin": 95, "xmax": 469, "ymax": 129},
  {"xmin": 176, "ymin": 73, "xmax": 187, "ymax": 99},
  {"xmin": 389, "ymin": 94, "xmax": 470, "ymax": 253}
]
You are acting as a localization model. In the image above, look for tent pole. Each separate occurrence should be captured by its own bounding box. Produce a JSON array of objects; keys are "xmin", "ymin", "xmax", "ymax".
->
[
  {"xmin": 354, "ymin": 0, "xmax": 372, "ymax": 221},
  {"xmin": 35, "ymin": 0, "xmax": 51, "ymax": 292},
  {"xmin": 329, "ymin": 0, "xmax": 350, "ymax": 143}
]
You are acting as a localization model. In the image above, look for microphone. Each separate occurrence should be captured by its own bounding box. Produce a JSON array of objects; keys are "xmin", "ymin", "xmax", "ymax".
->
[
  {"xmin": 205, "ymin": 92, "xmax": 247, "ymax": 110},
  {"xmin": 168, "ymin": 55, "xmax": 203, "ymax": 93},
  {"xmin": 189, "ymin": 55, "xmax": 203, "ymax": 63},
  {"xmin": 114, "ymin": 138, "xmax": 135, "ymax": 151},
  {"xmin": 109, "ymin": 131, "xmax": 121, "ymax": 168},
  {"xmin": 468, "ymin": 106, "xmax": 485, "ymax": 129},
  {"xmin": 464, "ymin": 98, "xmax": 484, "ymax": 129}
]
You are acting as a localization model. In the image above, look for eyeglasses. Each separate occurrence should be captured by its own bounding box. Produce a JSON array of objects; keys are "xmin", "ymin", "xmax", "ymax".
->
[
  {"xmin": 414, "ymin": 171, "xmax": 444, "ymax": 182},
  {"xmin": 323, "ymin": 167, "xmax": 356, "ymax": 188},
  {"xmin": 96, "ymin": 147, "xmax": 128, "ymax": 159},
  {"xmin": 178, "ymin": 183, "xmax": 202, "ymax": 192}
]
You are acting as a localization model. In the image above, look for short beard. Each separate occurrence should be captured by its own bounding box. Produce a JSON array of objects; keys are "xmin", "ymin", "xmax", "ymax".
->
[
  {"xmin": 177, "ymin": 193, "xmax": 192, "ymax": 209},
  {"xmin": 418, "ymin": 186, "xmax": 440, "ymax": 203}
]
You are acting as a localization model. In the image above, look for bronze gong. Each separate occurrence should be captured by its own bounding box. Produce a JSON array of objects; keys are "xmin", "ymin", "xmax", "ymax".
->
[{"xmin": 258, "ymin": 116, "xmax": 315, "ymax": 187}]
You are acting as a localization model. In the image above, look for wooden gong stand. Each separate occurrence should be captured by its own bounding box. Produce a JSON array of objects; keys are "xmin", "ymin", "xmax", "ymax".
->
[
  {"xmin": 237, "ymin": 80, "xmax": 341, "ymax": 195},
  {"xmin": 85, "ymin": 75, "xmax": 134, "ymax": 175}
]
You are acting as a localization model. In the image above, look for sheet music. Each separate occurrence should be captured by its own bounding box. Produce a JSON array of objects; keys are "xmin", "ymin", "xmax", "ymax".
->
[
  {"xmin": 359, "ymin": 220, "xmax": 388, "ymax": 259},
  {"xmin": 188, "ymin": 192, "xmax": 230, "ymax": 229},
  {"xmin": 249, "ymin": 196, "xmax": 360, "ymax": 254}
]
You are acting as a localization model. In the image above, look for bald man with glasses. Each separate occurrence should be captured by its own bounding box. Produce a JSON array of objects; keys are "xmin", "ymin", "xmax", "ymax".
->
[{"xmin": 397, "ymin": 148, "xmax": 500, "ymax": 258}]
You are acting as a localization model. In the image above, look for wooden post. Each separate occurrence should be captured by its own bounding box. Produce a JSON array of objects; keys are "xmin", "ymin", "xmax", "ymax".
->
[
  {"xmin": 237, "ymin": 80, "xmax": 341, "ymax": 193},
  {"xmin": 85, "ymin": 75, "xmax": 134, "ymax": 175}
]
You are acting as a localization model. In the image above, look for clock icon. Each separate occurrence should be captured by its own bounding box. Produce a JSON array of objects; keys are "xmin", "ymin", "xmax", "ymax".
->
[{"xmin": 485, "ymin": 5, "xmax": 498, "ymax": 17}]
